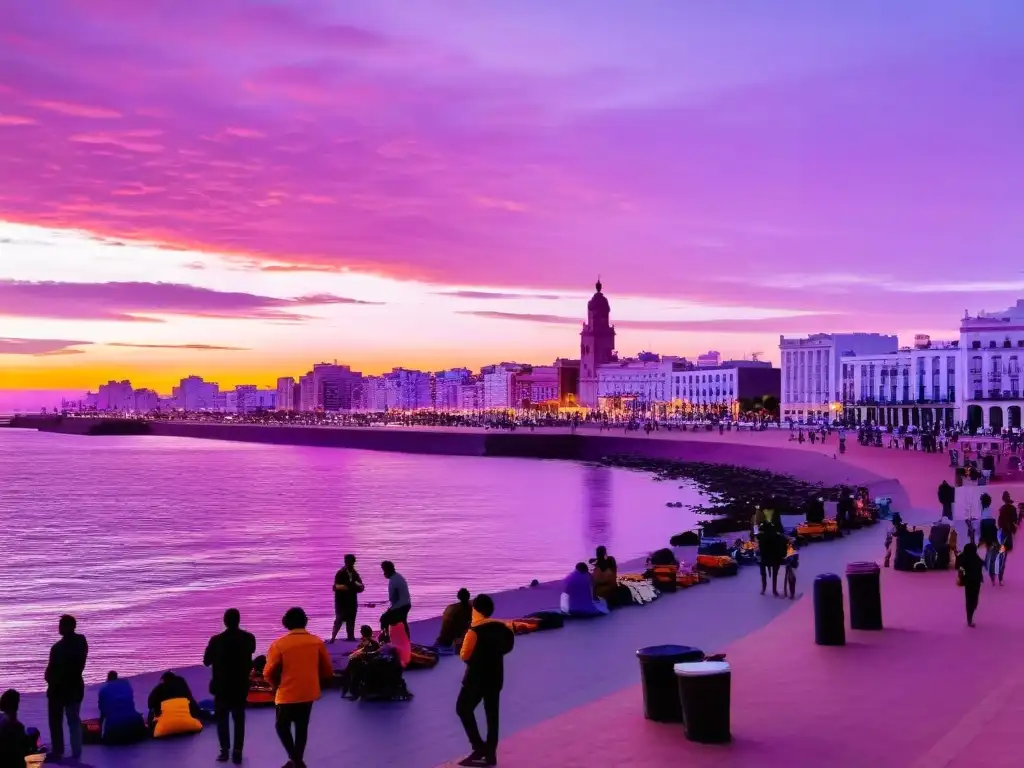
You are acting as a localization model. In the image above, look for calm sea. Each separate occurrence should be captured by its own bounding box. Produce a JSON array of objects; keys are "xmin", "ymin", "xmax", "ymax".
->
[{"xmin": 0, "ymin": 429, "xmax": 705, "ymax": 691}]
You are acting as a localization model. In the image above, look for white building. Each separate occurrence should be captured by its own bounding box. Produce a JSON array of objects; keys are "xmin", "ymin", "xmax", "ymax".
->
[
  {"xmin": 298, "ymin": 373, "xmax": 316, "ymax": 412},
  {"xmin": 275, "ymin": 377, "xmax": 296, "ymax": 411},
  {"xmin": 174, "ymin": 375, "xmax": 220, "ymax": 411},
  {"xmin": 434, "ymin": 368, "xmax": 470, "ymax": 411},
  {"xmin": 596, "ymin": 358, "xmax": 675, "ymax": 407},
  {"xmin": 671, "ymin": 360, "xmax": 780, "ymax": 409},
  {"xmin": 482, "ymin": 364, "xmax": 521, "ymax": 410},
  {"xmin": 382, "ymin": 368, "xmax": 433, "ymax": 410},
  {"xmin": 840, "ymin": 335, "xmax": 959, "ymax": 429},
  {"xmin": 225, "ymin": 385, "xmax": 276, "ymax": 413},
  {"xmin": 696, "ymin": 351, "xmax": 722, "ymax": 368},
  {"xmin": 460, "ymin": 378, "xmax": 484, "ymax": 411},
  {"xmin": 779, "ymin": 333, "xmax": 898, "ymax": 422},
  {"xmin": 960, "ymin": 301, "xmax": 1024, "ymax": 432}
]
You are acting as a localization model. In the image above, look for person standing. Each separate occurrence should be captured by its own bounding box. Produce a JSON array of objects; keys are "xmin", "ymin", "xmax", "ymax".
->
[
  {"xmin": 329, "ymin": 554, "xmax": 363, "ymax": 643},
  {"xmin": 203, "ymin": 608, "xmax": 256, "ymax": 764},
  {"xmin": 380, "ymin": 561, "xmax": 411, "ymax": 640},
  {"xmin": 456, "ymin": 594, "xmax": 515, "ymax": 767},
  {"xmin": 996, "ymin": 491, "xmax": 1018, "ymax": 585},
  {"xmin": 958, "ymin": 543, "xmax": 984, "ymax": 627},
  {"xmin": 265, "ymin": 607, "xmax": 333, "ymax": 768},
  {"xmin": 45, "ymin": 614, "xmax": 88, "ymax": 763},
  {"xmin": 938, "ymin": 480, "xmax": 955, "ymax": 520}
]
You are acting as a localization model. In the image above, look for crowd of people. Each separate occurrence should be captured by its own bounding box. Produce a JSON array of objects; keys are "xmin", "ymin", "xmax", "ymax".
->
[{"xmin": 0, "ymin": 556, "xmax": 517, "ymax": 768}]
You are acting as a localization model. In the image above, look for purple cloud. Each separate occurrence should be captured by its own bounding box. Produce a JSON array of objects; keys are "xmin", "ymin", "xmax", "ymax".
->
[
  {"xmin": 105, "ymin": 343, "xmax": 249, "ymax": 351},
  {"xmin": 0, "ymin": 280, "xmax": 382, "ymax": 323},
  {"xmin": 434, "ymin": 290, "xmax": 562, "ymax": 300},
  {"xmin": 0, "ymin": 337, "xmax": 93, "ymax": 356},
  {"xmin": 460, "ymin": 310, "xmax": 855, "ymax": 334}
]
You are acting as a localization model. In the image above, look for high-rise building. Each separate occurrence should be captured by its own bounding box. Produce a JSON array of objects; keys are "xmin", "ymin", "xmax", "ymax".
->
[
  {"xmin": 311, "ymin": 363, "xmax": 361, "ymax": 411},
  {"xmin": 578, "ymin": 280, "xmax": 616, "ymax": 408},
  {"xmin": 95, "ymin": 380, "xmax": 135, "ymax": 412},
  {"xmin": 298, "ymin": 372, "xmax": 316, "ymax": 412},
  {"xmin": 434, "ymin": 368, "xmax": 471, "ymax": 411},
  {"xmin": 174, "ymin": 375, "xmax": 220, "ymax": 411},
  {"xmin": 482, "ymin": 363, "xmax": 522, "ymax": 410},
  {"xmin": 275, "ymin": 377, "xmax": 296, "ymax": 411},
  {"xmin": 133, "ymin": 388, "xmax": 160, "ymax": 413}
]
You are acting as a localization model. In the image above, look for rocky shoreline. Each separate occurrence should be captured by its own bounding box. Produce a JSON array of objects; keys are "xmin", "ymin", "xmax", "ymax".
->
[{"xmin": 598, "ymin": 454, "xmax": 848, "ymax": 537}]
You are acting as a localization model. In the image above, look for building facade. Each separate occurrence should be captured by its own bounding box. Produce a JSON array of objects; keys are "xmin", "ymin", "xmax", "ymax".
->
[
  {"xmin": 133, "ymin": 388, "xmax": 160, "ymax": 413},
  {"xmin": 840, "ymin": 336, "xmax": 959, "ymax": 428},
  {"xmin": 671, "ymin": 360, "xmax": 780, "ymax": 410},
  {"xmin": 482, "ymin": 364, "xmax": 521, "ymax": 410},
  {"xmin": 511, "ymin": 365, "xmax": 558, "ymax": 409},
  {"xmin": 597, "ymin": 357, "xmax": 675, "ymax": 409},
  {"xmin": 578, "ymin": 280, "xmax": 616, "ymax": 408},
  {"xmin": 275, "ymin": 377, "xmax": 296, "ymax": 411},
  {"xmin": 779, "ymin": 333, "xmax": 898, "ymax": 422},
  {"xmin": 173, "ymin": 375, "xmax": 220, "ymax": 411},
  {"xmin": 95, "ymin": 380, "xmax": 135, "ymax": 412},
  {"xmin": 960, "ymin": 301, "xmax": 1024, "ymax": 431}
]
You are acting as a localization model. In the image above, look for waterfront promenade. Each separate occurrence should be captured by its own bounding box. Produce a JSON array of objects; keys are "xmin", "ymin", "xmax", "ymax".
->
[{"xmin": 10, "ymin": 425, "xmax": 1018, "ymax": 766}]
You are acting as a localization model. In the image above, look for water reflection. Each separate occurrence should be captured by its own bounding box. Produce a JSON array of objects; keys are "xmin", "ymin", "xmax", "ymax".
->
[{"xmin": 583, "ymin": 465, "xmax": 612, "ymax": 551}]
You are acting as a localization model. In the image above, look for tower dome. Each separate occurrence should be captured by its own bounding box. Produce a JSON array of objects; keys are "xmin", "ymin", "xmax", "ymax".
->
[{"xmin": 587, "ymin": 279, "xmax": 610, "ymax": 313}]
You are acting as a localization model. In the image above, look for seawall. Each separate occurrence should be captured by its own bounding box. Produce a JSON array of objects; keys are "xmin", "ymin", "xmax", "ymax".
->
[{"xmin": 10, "ymin": 416, "xmax": 907, "ymax": 509}]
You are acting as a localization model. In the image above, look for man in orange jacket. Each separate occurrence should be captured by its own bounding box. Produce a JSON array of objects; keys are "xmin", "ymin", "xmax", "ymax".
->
[
  {"xmin": 265, "ymin": 607, "xmax": 333, "ymax": 768},
  {"xmin": 456, "ymin": 594, "xmax": 515, "ymax": 767}
]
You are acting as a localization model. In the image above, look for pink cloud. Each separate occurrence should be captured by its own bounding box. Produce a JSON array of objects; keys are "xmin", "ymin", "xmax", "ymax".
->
[
  {"xmin": 0, "ymin": 115, "xmax": 37, "ymax": 126},
  {"xmin": 0, "ymin": 0, "xmax": 1020, "ymax": 337},
  {"xmin": 0, "ymin": 280, "xmax": 383, "ymax": 323},
  {"xmin": 30, "ymin": 100, "xmax": 121, "ymax": 118}
]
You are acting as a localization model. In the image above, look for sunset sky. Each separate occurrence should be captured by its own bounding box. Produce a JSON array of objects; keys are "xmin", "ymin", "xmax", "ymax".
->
[{"xmin": 2, "ymin": 1, "xmax": 1023, "ymax": 407}]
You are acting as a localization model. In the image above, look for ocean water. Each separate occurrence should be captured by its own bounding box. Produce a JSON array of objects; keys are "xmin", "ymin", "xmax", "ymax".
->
[{"xmin": 0, "ymin": 429, "xmax": 706, "ymax": 690}]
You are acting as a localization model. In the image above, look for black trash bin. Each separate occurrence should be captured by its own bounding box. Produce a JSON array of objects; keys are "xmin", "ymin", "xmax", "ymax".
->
[
  {"xmin": 813, "ymin": 573, "xmax": 845, "ymax": 646},
  {"xmin": 636, "ymin": 645, "xmax": 705, "ymax": 722},
  {"xmin": 675, "ymin": 660, "xmax": 731, "ymax": 743},
  {"xmin": 846, "ymin": 561, "xmax": 883, "ymax": 630}
]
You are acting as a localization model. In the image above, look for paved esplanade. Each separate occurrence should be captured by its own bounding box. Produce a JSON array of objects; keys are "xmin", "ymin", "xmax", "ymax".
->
[{"xmin": 15, "ymin": 428, "xmax": 986, "ymax": 767}]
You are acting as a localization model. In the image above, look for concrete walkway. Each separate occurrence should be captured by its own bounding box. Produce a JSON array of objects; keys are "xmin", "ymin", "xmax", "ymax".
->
[
  {"xmin": 493, "ymin": 518, "xmax": 1021, "ymax": 767},
  {"xmin": 19, "ymin": 527, "xmax": 888, "ymax": 768}
]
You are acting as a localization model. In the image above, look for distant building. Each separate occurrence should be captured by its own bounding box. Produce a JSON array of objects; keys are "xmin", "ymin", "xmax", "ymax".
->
[
  {"xmin": 554, "ymin": 358, "xmax": 581, "ymax": 407},
  {"xmin": 840, "ymin": 336, "xmax": 959, "ymax": 429},
  {"xmin": 382, "ymin": 368, "xmax": 433, "ymax": 410},
  {"xmin": 275, "ymin": 377, "xmax": 297, "ymax": 411},
  {"xmin": 133, "ymin": 388, "xmax": 160, "ymax": 413},
  {"xmin": 226, "ymin": 385, "xmax": 276, "ymax": 413},
  {"xmin": 298, "ymin": 372, "xmax": 316, "ymax": 412},
  {"xmin": 512, "ymin": 365, "xmax": 558, "ymax": 409},
  {"xmin": 435, "ymin": 368, "xmax": 471, "ymax": 411},
  {"xmin": 671, "ymin": 360, "xmax": 780, "ymax": 410},
  {"xmin": 174, "ymin": 375, "xmax": 220, "ymax": 411},
  {"xmin": 779, "ymin": 333, "xmax": 898, "ymax": 422},
  {"xmin": 578, "ymin": 280, "xmax": 617, "ymax": 408},
  {"xmin": 96, "ymin": 380, "xmax": 135, "ymax": 412},
  {"xmin": 459, "ymin": 377, "xmax": 484, "ymax": 411},
  {"xmin": 482, "ymin": 363, "xmax": 522, "ymax": 410},
  {"xmin": 312, "ymin": 363, "xmax": 361, "ymax": 411},
  {"xmin": 597, "ymin": 358, "xmax": 677, "ymax": 409},
  {"xmin": 697, "ymin": 351, "xmax": 722, "ymax": 368},
  {"xmin": 959, "ymin": 301, "xmax": 1024, "ymax": 432}
]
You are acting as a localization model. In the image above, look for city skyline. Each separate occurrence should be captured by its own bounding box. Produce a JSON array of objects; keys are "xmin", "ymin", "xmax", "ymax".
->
[{"xmin": 3, "ymin": 2, "xmax": 1024, "ymax": 406}]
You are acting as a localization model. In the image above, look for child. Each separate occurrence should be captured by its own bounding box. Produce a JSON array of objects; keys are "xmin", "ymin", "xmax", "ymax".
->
[{"xmin": 783, "ymin": 540, "xmax": 799, "ymax": 599}]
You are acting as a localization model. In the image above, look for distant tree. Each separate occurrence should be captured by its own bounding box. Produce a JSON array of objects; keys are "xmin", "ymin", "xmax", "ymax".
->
[{"xmin": 761, "ymin": 395, "xmax": 780, "ymax": 416}]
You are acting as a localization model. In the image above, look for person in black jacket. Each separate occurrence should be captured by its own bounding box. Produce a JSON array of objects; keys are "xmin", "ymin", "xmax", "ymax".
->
[
  {"xmin": 0, "ymin": 689, "xmax": 39, "ymax": 768},
  {"xmin": 329, "ymin": 554, "xmax": 364, "ymax": 643},
  {"xmin": 204, "ymin": 608, "xmax": 256, "ymax": 764},
  {"xmin": 45, "ymin": 614, "xmax": 88, "ymax": 763},
  {"xmin": 146, "ymin": 672, "xmax": 199, "ymax": 728},
  {"xmin": 958, "ymin": 543, "xmax": 984, "ymax": 627},
  {"xmin": 456, "ymin": 594, "xmax": 514, "ymax": 767}
]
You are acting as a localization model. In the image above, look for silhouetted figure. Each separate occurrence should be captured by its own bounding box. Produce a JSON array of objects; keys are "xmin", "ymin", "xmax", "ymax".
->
[
  {"xmin": 45, "ymin": 614, "xmax": 88, "ymax": 762},
  {"xmin": 330, "ymin": 554, "xmax": 364, "ymax": 643},
  {"xmin": 204, "ymin": 608, "xmax": 256, "ymax": 764},
  {"xmin": 938, "ymin": 480, "xmax": 955, "ymax": 520}
]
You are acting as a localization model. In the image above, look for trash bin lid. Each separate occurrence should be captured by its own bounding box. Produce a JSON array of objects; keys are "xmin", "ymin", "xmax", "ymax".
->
[
  {"xmin": 637, "ymin": 644, "xmax": 703, "ymax": 662},
  {"xmin": 815, "ymin": 572, "xmax": 841, "ymax": 582},
  {"xmin": 845, "ymin": 561, "xmax": 880, "ymax": 575},
  {"xmin": 674, "ymin": 660, "xmax": 731, "ymax": 677}
]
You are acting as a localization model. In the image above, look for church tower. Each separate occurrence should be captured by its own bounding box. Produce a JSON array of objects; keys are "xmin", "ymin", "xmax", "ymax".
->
[{"xmin": 578, "ymin": 279, "xmax": 616, "ymax": 408}]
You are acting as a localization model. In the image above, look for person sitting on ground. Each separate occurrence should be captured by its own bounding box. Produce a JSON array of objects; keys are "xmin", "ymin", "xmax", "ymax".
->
[
  {"xmin": 246, "ymin": 656, "xmax": 274, "ymax": 707},
  {"xmin": 97, "ymin": 671, "xmax": 146, "ymax": 745},
  {"xmin": 561, "ymin": 562, "xmax": 609, "ymax": 617},
  {"xmin": 338, "ymin": 626, "xmax": 382, "ymax": 699},
  {"xmin": 805, "ymin": 496, "xmax": 826, "ymax": 524},
  {"xmin": 379, "ymin": 561, "xmax": 412, "ymax": 642},
  {"xmin": 0, "ymin": 689, "xmax": 41, "ymax": 768},
  {"xmin": 590, "ymin": 547, "xmax": 620, "ymax": 603},
  {"xmin": 435, "ymin": 589, "xmax": 473, "ymax": 648},
  {"xmin": 147, "ymin": 671, "xmax": 200, "ymax": 728}
]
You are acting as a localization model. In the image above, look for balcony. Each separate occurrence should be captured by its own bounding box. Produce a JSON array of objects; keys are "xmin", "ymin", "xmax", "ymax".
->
[{"xmin": 854, "ymin": 397, "xmax": 953, "ymax": 407}]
